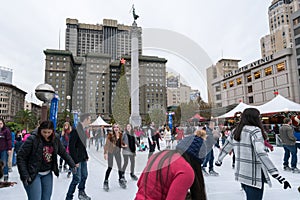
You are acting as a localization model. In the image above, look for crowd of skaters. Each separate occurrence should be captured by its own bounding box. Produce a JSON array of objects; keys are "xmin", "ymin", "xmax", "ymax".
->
[{"xmin": 1, "ymin": 111, "xmax": 300, "ymax": 199}]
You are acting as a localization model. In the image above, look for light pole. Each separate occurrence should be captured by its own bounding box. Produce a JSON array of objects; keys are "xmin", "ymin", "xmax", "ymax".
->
[
  {"xmin": 35, "ymin": 84, "xmax": 55, "ymax": 122},
  {"xmin": 66, "ymin": 95, "xmax": 71, "ymax": 122},
  {"xmin": 66, "ymin": 95, "xmax": 71, "ymax": 112}
]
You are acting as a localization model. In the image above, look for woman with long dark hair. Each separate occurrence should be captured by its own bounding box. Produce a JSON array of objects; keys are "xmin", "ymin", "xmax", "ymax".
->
[
  {"xmin": 216, "ymin": 108, "xmax": 291, "ymax": 200},
  {"xmin": 17, "ymin": 121, "xmax": 76, "ymax": 200},
  {"xmin": 135, "ymin": 129, "xmax": 208, "ymax": 200}
]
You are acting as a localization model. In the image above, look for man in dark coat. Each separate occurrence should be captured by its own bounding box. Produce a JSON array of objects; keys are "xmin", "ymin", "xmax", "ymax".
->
[{"xmin": 66, "ymin": 113, "xmax": 91, "ymax": 200}]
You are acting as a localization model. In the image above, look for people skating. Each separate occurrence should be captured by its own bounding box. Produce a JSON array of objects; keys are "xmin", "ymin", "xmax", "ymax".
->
[
  {"xmin": 164, "ymin": 126, "xmax": 172, "ymax": 149},
  {"xmin": 147, "ymin": 122, "xmax": 156, "ymax": 159},
  {"xmin": 17, "ymin": 121, "xmax": 76, "ymax": 200},
  {"xmin": 154, "ymin": 130, "xmax": 162, "ymax": 151},
  {"xmin": 66, "ymin": 113, "xmax": 92, "ymax": 200},
  {"xmin": 103, "ymin": 124, "xmax": 127, "ymax": 191},
  {"xmin": 202, "ymin": 121, "xmax": 221, "ymax": 176},
  {"xmin": 135, "ymin": 129, "xmax": 208, "ymax": 200},
  {"xmin": 279, "ymin": 117, "xmax": 300, "ymax": 173},
  {"xmin": 95, "ymin": 125, "xmax": 106, "ymax": 151},
  {"xmin": 121, "ymin": 124, "xmax": 140, "ymax": 181},
  {"xmin": 215, "ymin": 108, "xmax": 291, "ymax": 200},
  {"xmin": 59, "ymin": 122, "xmax": 72, "ymax": 176},
  {"xmin": 7, "ymin": 130, "xmax": 15, "ymax": 173},
  {"xmin": 0, "ymin": 118, "xmax": 12, "ymax": 182},
  {"xmin": 0, "ymin": 159, "xmax": 16, "ymax": 188}
]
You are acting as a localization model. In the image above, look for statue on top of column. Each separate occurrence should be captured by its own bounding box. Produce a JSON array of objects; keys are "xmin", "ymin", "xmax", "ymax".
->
[{"xmin": 132, "ymin": 4, "xmax": 139, "ymax": 21}]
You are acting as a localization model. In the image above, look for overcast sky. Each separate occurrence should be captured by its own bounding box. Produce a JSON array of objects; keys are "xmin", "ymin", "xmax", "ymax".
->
[{"xmin": 0, "ymin": 0, "xmax": 271, "ymax": 102}]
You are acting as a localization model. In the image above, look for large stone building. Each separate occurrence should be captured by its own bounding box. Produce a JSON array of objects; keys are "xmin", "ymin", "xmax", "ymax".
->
[
  {"xmin": 44, "ymin": 49, "xmax": 81, "ymax": 112},
  {"xmin": 0, "ymin": 83, "xmax": 26, "ymax": 121},
  {"xmin": 64, "ymin": 18, "xmax": 143, "ymax": 117},
  {"xmin": 65, "ymin": 18, "xmax": 142, "ymax": 60},
  {"xmin": 260, "ymin": 0, "xmax": 300, "ymax": 57},
  {"xmin": 210, "ymin": 49, "xmax": 298, "ymax": 115},
  {"xmin": 166, "ymin": 74, "xmax": 192, "ymax": 106},
  {"xmin": 206, "ymin": 59, "xmax": 240, "ymax": 106},
  {"xmin": 102, "ymin": 55, "xmax": 167, "ymax": 122}
]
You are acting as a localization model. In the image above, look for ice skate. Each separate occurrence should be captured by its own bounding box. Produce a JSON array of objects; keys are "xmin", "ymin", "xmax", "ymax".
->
[
  {"xmin": 130, "ymin": 173, "xmax": 138, "ymax": 181},
  {"xmin": 119, "ymin": 178, "xmax": 127, "ymax": 189},
  {"xmin": 103, "ymin": 180, "xmax": 109, "ymax": 191}
]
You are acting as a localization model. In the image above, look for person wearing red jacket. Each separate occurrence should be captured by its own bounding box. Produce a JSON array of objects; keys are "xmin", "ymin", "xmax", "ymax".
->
[
  {"xmin": 135, "ymin": 129, "xmax": 208, "ymax": 200},
  {"xmin": 0, "ymin": 118, "xmax": 11, "ymax": 182}
]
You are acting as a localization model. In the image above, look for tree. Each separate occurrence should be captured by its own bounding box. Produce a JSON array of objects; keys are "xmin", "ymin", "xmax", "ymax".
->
[
  {"xmin": 57, "ymin": 109, "xmax": 73, "ymax": 131},
  {"xmin": 14, "ymin": 109, "xmax": 38, "ymax": 130},
  {"xmin": 179, "ymin": 101, "xmax": 199, "ymax": 124},
  {"xmin": 6, "ymin": 122, "xmax": 23, "ymax": 132},
  {"xmin": 148, "ymin": 105, "xmax": 166, "ymax": 127},
  {"xmin": 112, "ymin": 63, "xmax": 131, "ymax": 128}
]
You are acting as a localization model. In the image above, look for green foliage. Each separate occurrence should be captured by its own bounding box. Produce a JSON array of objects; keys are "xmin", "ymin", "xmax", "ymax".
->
[
  {"xmin": 179, "ymin": 101, "xmax": 199, "ymax": 124},
  {"xmin": 14, "ymin": 109, "xmax": 38, "ymax": 130},
  {"xmin": 112, "ymin": 72, "xmax": 130, "ymax": 128},
  {"xmin": 57, "ymin": 110, "xmax": 73, "ymax": 131},
  {"xmin": 6, "ymin": 122, "xmax": 23, "ymax": 132},
  {"xmin": 148, "ymin": 105, "xmax": 166, "ymax": 127}
]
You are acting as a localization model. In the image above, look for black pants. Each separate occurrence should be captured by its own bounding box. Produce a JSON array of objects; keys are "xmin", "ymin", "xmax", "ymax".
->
[
  {"xmin": 148, "ymin": 138, "xmax": 156, "ymax": 159},
  {"xmin": 122, "ymin": 155, "xmax": 135, "ymax": 175},
  {"xmin": 105, "ymin": 152, "xmax": 122, "ymax": 180}
]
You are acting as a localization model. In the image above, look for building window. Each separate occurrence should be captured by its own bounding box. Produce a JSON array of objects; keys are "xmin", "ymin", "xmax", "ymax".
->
[
  {"xmin": 247, "ymin": 75, "xmax": 252, "ymax": 82},
  {"xmin": 223, "ymin": 83, "xmax": 227, "ymax": 89},
  {"xmin": 216, "ymin": 94, "xmax": 221, "ymax": 100},
  {"xmin": 248, "ymin": 96, "xmax": 253, "ymax": 104},
  {"xmin": 264, "ymin": 66, "xmax": 272, "ymax": 76},
  {"xmin": 248, "ymin": 85, "xmax": 253, "ymax": 93},
  {"xmin": 229, "ymin": 80, "xmax": 234, "ymax": 87},
  {"xmin": 215, "ymin": 85, "xmax": 221, "ymax": 92},
  {"xmin": 276, "ymin": 62, "xmax": 285, "ymax": 72},
  {"xmin": 236, "ymin": 78, "xmax": 242, "ymax": 85},
  {"xmin": 254, "ymin": 71, "xmax": 261, "ymax": 79}
]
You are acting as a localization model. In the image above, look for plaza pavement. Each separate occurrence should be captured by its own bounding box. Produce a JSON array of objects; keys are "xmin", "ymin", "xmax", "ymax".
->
[{"xmin": 1, "ymin": 138, "xmax": 300, "ymax": 200}]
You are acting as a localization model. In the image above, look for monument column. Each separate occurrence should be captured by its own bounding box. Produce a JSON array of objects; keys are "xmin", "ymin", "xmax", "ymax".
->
[{"xmin": 130, "ymin": 19, "xmax": 141, "ymax": 127}]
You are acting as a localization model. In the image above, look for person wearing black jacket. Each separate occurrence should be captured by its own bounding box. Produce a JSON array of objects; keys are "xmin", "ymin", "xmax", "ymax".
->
[
  {"xmin": 17, "ymin": 121, "xmax": 76, "ymax": 200},
  {"xmin": 66, "ymin": 113, "xmax": 91, "ymax": 200}
]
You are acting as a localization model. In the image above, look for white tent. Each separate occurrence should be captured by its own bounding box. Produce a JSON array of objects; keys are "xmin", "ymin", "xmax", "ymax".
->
[
  {"xmin": 216, "ymin": 102, "xmax": 255, "ymax": 118},
  {"xmin": 257, "ymin": 94, "xmax": 300, "ymax": 114},
  {"xmin": 90, "ymin": 116, "xmax": 111, "ymax": 126}
]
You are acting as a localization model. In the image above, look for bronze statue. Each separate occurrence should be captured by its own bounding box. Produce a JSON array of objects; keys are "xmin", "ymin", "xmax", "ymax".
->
[{"xmin": 132, "ymin": 4, "xmax": 139, "ymax": 21}]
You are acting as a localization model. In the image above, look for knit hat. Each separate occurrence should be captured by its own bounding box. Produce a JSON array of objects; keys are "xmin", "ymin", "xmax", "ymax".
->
[{"xmin": 176, "ymin": 135, "xmax": 205, "ymax": 163}]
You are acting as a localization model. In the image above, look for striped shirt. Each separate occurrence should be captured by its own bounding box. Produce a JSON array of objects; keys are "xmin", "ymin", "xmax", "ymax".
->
[{"xmin": 217, "ymin": 125, "xmax": 278, "ymax": 189}]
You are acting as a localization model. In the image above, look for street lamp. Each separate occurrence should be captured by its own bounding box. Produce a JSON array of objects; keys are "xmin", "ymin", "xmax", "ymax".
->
[
  {"xmin": 35, "ymin": 83, "xmax": 55, "ymax": 121},
  {"xmin": 66, "ymin": 95, "xmax": 71, "ymax": 112}
]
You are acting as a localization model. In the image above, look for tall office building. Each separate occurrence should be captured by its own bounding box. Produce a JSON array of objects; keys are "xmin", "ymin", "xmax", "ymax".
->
[
  {"xmin": 260, "ymin": 0, "xmax": 300, "ymax": 57},
  {"xmin": 44, "ymin": 49, "xmax": 81, "ymax": 112},
  {"xmin": 206, "ymin": 59, "xmax": 240, "ymax": 107},
  {"xmin": 65, "ymin": 18, "xmax": 142, "ymax": 60},
  {"xmin": 124, "ymin": 55, "xmax": 167, "ymax": 122},
  {"xmin": 65, "ymin": 18, "xmax": 142, "ymax": 117}
]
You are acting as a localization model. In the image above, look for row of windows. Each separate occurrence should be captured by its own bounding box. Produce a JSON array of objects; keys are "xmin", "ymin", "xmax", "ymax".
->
[
  {"xmin": 49, "ymin": 73, "xmax": 66, "ymax": 77},
  {"xmin": 223, "ymin": 62, "xmax": 286, "ymax": 89}
]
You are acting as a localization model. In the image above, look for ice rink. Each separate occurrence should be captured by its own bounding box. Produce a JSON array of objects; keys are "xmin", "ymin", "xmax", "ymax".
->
[{"xmin": 1, "ymin": 139, "xmax": 300, "ymax": 200}]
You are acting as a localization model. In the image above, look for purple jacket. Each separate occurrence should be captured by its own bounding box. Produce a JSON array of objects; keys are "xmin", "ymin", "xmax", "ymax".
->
[{"xmin": 0, "ymin": 126, "xmax": 12, "ymax": 151}]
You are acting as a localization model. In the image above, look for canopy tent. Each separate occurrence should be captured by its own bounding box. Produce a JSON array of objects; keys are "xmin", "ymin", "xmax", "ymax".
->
[
  {"xmin": 90, "ymin": 116, "xmax": 111, "ymax": 126},
  {"xmin": 216, "ymin": 102, "xmax": 255, "ymax": 118},
  {"xmin": 189, "ymin": 113, "xmax": 206, "ymax": 122},
  {"xmin": 257, "ymin": 94, "xmax": 300, "ymax": 114}
]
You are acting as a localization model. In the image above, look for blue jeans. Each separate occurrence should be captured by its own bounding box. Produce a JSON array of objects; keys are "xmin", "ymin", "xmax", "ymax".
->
[
  {"xmin": 202, "ymin": 149, "xmax": 214, "ymax": 171},
  {"xmin": 283, "ymin": 145, "xmax": 297, "ymax": 168},
  {"xmin": 0, "ymin": 150, "xmax": 8, "ymax": 175},
  {"xmin": 24, "ymin": 172, "xmax": 53, "ymax": 200},
  {"xmin": 66, "ymin": 161, "xmax": 88, "ymax": 200},
  {"xmin": 241, "ymin": 183, "xmax": 264, "ymax": 200}
]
